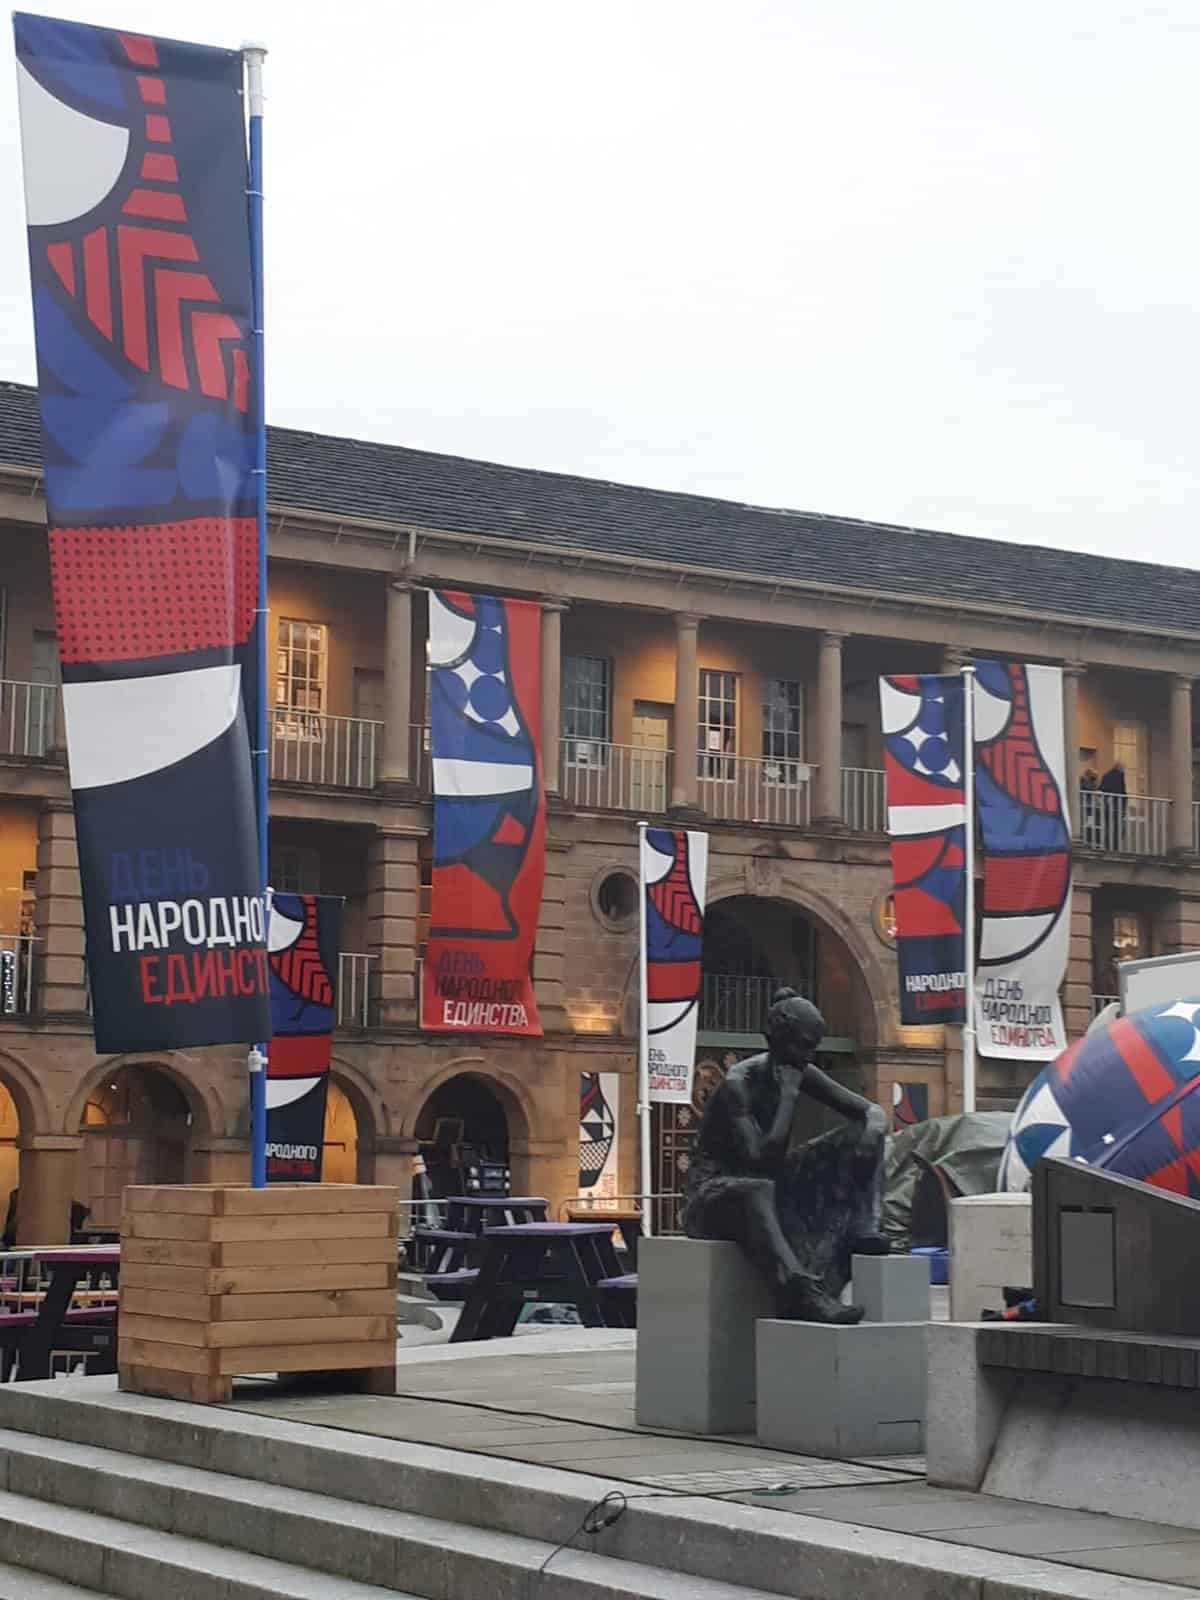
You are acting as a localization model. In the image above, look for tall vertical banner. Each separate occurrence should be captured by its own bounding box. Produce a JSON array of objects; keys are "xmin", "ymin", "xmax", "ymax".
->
[
  {"xmin": 879, "ymin": 675, "xmax": 967, "ymax": 1024},
  {"xmin": 421, "ymin": 591, "xmax": 545, "ymax": 1035},
  {"xmin": 973, "ymin": 662, "xmax": 1071, "ymax": 1060},
  {"xmin": 14, "ymin": 15, "xmax": 269, "ymax": 1053},
  {"xmin": 579, "ymin": 1072, "xmax": 619, "ymax": 1198},
  {"xmin": 266, "ymin": 894, "xmax": 340, "ymax": 1183},
  {"xmin": 641, "ymin": 828, "xmax": 708, "ymax": 1103}
]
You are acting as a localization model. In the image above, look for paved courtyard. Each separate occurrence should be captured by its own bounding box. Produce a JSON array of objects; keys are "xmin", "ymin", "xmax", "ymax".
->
[{"xmin": 226, "ymin": 1328, "xmax": 1200, "ymax": 1591}]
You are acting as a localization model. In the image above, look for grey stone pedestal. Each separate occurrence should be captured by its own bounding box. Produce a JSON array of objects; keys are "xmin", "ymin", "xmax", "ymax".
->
[
  {"xmin": 635, "ymin": 1237, "xmax": 774, "ymax": 1433},
  {"xmin": 852, "ymin": 1253, "xmax": 931, "ymax": 1323},
  {"xmin": 756, "ymin": 1320, "xmax": 929, "ymax": 1457}
]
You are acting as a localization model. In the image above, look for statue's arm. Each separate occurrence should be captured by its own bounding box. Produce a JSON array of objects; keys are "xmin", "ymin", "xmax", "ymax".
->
[
  {"xmin": 800, "ymin": 1061, "xmax": 878, "ymax": 1125},
  {"xmin": 727, "ymin": 1070, "xmax": 801, "ymax": 1172}
]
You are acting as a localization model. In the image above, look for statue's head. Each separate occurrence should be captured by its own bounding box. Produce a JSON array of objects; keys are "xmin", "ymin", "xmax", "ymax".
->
[{"xmin": 764, "ymin": 987, "xmax": 825, "ymax": 1063}]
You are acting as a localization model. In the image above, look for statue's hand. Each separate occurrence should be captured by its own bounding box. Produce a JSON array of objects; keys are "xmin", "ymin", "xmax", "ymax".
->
[
  {"xmin": 775, "ymin": 1060, "xmax": 806, "ymax": 1096},
  {"xmin": 857, "ymin": 1104, "xmax": 888, "ymax": 1144}
]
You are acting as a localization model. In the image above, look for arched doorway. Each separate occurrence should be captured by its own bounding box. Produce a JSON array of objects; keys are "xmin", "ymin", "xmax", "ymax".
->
[
  {"xmin": 322, "ymin": 1080, "xmax": 358, "ymax": 1184},
  {"xmin": 77, "ymin": 1065, "xmax": 195, "ymax": 1231},
  {"xmin": 653, "ymin": 893, "xmax": 877, "ymax": 1226},
  {"xmin": 413, "ymin": 1073, "xmax": 511, "ymax": 1200},
  {"xmin": 0, "ymin": 1081, "xmax": 18, "ymax": 1247}
]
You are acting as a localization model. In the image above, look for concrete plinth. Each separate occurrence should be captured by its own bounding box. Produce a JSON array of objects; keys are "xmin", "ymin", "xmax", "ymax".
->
[
  {"xmin": 756, "ymin": 1319, "xmax": 928, "ymax": 1457},
  {"xmin": 635, "ymin": 1237, "xmax": 774, "ymax": 1433},
  {"xmin": 949, "ymin": 1192, "xmax": 1031, "ymax": 1322},
  {"xmin": 852, "ymin": 1253, "xmax": 931, "ymax": 1323}
]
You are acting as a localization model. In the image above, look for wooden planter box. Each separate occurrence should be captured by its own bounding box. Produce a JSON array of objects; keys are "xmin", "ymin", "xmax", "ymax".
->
[{"xmin": 118, "ymin": 1184, "xmax": 399, "ymax": 1404}]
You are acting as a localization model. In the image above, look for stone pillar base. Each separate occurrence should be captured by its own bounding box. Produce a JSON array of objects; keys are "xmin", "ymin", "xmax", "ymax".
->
[{"xmin": 852, "ymin": 1253, "xmax": 931, "ymax": 1323}]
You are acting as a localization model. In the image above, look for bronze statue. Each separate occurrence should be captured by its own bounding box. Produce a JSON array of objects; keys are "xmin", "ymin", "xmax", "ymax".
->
[{"xmin": 683, "ymin": 987, "xmax": 889, "ymax": 1324}]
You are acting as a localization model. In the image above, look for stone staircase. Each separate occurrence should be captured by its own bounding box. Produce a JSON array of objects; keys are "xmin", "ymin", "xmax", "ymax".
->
[{"xmin": 0, "ymin": 1377, "xmax": 1174, "ymax": 1600}]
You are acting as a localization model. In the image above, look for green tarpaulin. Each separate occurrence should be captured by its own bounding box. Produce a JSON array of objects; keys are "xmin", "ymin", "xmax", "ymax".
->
[{"xmin": 884, "ymin": 1112, "xmax": 1013, "ymax": 1253}]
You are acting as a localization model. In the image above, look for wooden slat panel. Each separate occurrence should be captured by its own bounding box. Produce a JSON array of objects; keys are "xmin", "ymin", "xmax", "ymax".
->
[
  {"xmin": 118, "ymin": 1265, "xmax": 213, "ymax": 1294},
  {"xmin": 218, "ymin": 1186, "xmax": 400, "ymax": 1216},
  {"xmin": 119, "ymin": 1314, "xmax": 210, "ymax": 1348},
  {"xmin": 122, "ymin": 1187, "xmax": 224, "ymax": 1215},
  {"xmin": 117, "ymin": 1336, "xmax": 217, "ymax": 1376},
  {"xmin": 208, "ymin": 1262, "xmax": 396, "ymax": 1295},
  {"xmin": 218, "ymin": 1340, "xmax": 396, "ymax": 1376},
  {"xmin": 213, "ymin": 1236, "xmax": 396, "ymax": 1268},
  {"xmin": 123, "ymin": 1213, "xmax": 214, "ymax": 1242},
  {"xmin": 120, "ymin": 1288, "xmax": 216, "ymax": 1323},
  {"xmin": 207, "ymin": 1213, "xmax": 394, "ymax": 1243},
  {"xmin": 211, "ymin": 1314, "xmax": 393, "ymax": 1349},
  {"xmin": 119, "ymin": 1364, "xmax": 231, "ymax": 1404},
  {"xmin": 122, "ymin": 1238, "xmax": 214, "ymax": 1268},
  {"xmin": 210, "ymin": 1289, "xmax": 396, "ymax": 1322}
]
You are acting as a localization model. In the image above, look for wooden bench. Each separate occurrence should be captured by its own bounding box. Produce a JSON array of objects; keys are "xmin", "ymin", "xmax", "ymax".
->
[
  {"xmin": 979, "ymin": 1324, "xmax": 1200, "ymax": 1388},
  {"xmin": 595, "ymin": 1273, "xmax": 637, "ymax": 1329}
]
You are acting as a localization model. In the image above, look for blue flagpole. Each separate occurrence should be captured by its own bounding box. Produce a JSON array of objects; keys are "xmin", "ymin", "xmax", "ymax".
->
[{"xmin": 245, "ymin": 43, "xmax": 269, "ymax": 1188}]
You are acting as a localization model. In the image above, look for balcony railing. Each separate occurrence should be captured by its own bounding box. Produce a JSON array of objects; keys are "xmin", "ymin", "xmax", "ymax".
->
[
  {"xmin": 270, "ymin": 708, "xmax": 381, "ymax": 789},
  {"xmin": 0, "ymin": 680, "xmax": 57, "ymax": 760},
  {"xmin": 1092, "ymin": 993, "xmax": 1119, "ymax": 1018},
  {"xmin": 1079, "ymin": 790, "xmax": 1170, "ymax": 857},
  {"xmin": 697, "ymin": 754, "xmax": 815, "ymax": 827},
  {"xmin": 337, "ymin": 952, "xmax": 376, "ymax": 1027},
  {"xmin": 561, "ymin": 740, "xmax": 670, "ymax": 813},
  {"xmin": 0, "ymin": 935, "xmax": 37, "ymax": 1017},
  {"xmin": 700, "ymin": 973, "xmax": 794, "ymax": 1034},
  {"xmin": 843, "ymin": 767, "xmax": 886, "ymax": 833}
]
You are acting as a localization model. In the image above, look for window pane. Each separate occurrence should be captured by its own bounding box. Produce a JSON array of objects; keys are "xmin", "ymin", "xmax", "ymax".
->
[{"xmin": 564, "ymin": 656, "xmax": 611, "ymax": 749}]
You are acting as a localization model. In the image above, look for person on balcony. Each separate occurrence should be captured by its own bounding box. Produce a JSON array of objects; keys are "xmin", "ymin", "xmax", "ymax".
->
[{"xmin": 1099, "ymin": 761, "xmax": 1127, "ymax": 851}]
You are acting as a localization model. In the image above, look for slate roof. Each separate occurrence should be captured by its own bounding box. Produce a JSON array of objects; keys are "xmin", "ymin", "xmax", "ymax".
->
[{"xmin": 0, "ymin": 378, "xmax": 1196, "ymax": 638}]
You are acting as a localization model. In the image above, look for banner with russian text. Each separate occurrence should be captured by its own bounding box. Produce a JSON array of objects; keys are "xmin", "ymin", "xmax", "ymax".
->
[
  {"xmin": 879, "ymin": 674, "xmax": 967, "ymax": 1025},
  {"xmin": 14, "ymin": 14, "xmax": 268, "ymax": 1053},
  {"xmin": 973, "ymin": 662, "xmax": 1071, "ymax": 1061},
  {"xmin": 642, "ymin": 827, "xmax": 708, "ymax": 1103},
  {"xmin": 266, "ymin": 894, "xmax": 340, "ymax": 1183},
  {"xmin": 421, "ymin": 591, "xmax": 544, "ymax": 1035}
]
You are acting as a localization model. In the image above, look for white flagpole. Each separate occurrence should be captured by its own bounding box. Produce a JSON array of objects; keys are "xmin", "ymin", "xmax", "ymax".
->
[
  {"xmin": 636, "ymin": 819, "xmax": 653, "ymax": 1237},
  {"xmin": 961, "ymin": 665, "xmax": 978, "ymax": 1115}
]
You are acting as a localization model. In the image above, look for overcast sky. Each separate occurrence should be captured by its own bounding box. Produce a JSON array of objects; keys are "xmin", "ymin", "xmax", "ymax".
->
[{"xmin": 2, "ymin": 1, "xmax": 1198, "ymax": 563}]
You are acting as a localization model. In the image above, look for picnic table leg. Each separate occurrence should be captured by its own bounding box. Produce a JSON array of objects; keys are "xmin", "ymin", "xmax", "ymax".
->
[
  {"xmin": 558, "ymin": 1242, "xmax": 607, "ymax": 1329},
  {"xmin": 451, "ymin": 1243, "xmax": 506, "ymax": 1343},
  {"xmin": 18, "ymin": 1266, "xmax": 80, "ymax": 1381}
]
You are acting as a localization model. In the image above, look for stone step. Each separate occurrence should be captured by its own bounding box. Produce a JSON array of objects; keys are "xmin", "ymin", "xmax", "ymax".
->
[
  {"xmin": 0, "ymin": 1429, "xmax": 779, "ymax": 1600},
  {"xmin": 0, "ymin": 1490, "xmax": 417, "ymax": 1600},
  {"xmin": 0, "ymin": 1563, "xmax": 115, "ymax": 1599}
]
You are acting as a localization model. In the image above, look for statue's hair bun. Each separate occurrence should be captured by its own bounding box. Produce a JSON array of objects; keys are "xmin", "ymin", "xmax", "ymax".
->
[{"xmin": 771, "ymin": 986, "xmax": 799, "ymax": 1004}]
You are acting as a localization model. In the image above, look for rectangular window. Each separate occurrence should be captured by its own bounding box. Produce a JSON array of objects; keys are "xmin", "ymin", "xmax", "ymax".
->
[
  {"xmin": 564, "ymin": 655, "xmax": 611, "ymax": 767},
  {"xmin": 1110, "ymin": 721, "xmax": 1148, "ymax": 796},
  {"xmin": 270, "ymin": 846, "xmax": 320, "ymax": 894},
  {"xmin": 698, "ymin": 669, "xmax": 738, "ymax": 778},
  {"xmin": 276, "ymin": 619, "xmax": 328, "ymax": 738},
  {"xmin": 762, "ymin": 678, "xmax": 803, "ymax": 783}
]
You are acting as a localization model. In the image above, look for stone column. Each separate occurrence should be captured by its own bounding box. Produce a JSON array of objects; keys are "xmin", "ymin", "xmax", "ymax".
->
[
  {"xmin": 190, "ymin": 1138, "xmax": 251, "ymax": 1187},
  {"xmin": 16, "ymin": 1135, "xmax": 82, "ymax": 1246},
  {"xmin": 1169, "ymin": 674, "xmax": 1195, "ymax": 854},
  {"xmin": 670, "ymin": 614, "xmax": 701, "ymax": 814},
  {"xmin": 366, "ymin": 828, "xmax": 422, "ymax": 1027},
  {"xmin": 373, "ymin": 1134, "xmax": 420, "ymax": 1192},
  {"xmin": 1062, "ymin": 664, "xmax": 1083, "ymax": 838},
  {"xmin": 1062, "ymin": 883, "xmax": 1095, "ymax": 1043},
  {"xmin": 34, "ymin": 801, "xmax": 87, "ymax": 1015},
  {"xmin": 1157, "ymin": 893, "xmax": 1200, "ymax": 957},
  {"xmin": 941, "ymin": 646, "xmax": 970, "ymax": 675},
  {"xmin": 381, "ymin": 578, "xmax": 414, "ymax": 787},
  {"xmin": 814, "ymin": 631, "xmax": 845, "ymax": 824},
  {"xmin": 540, "ymin": 599, "xmax": 567, "ymax": 797}
]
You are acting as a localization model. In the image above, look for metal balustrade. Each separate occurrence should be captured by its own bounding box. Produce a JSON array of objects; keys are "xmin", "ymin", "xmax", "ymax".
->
[
  {"xmin": 0, "ymin": 680, "xmax": 57, "ymax": 760},
  {"xmin": 1079, "ymin": 789, "xmax": 1170, "ymax": 857},
  {"xmin": 0, "ymin": 935, "xmax": 37, "ymax": 1017},
  {"xmin": 843, "ymin": 767, "xmax": 886, "ymax": 833},
  {"xmin": 697, "ymin": 753, "xmax": 815, "ymax": 826},
  {"xmin": 269, "ymin": 708, "xmax": 380, "ymax": 788},
  {"xmin": 337, "ymin": 952, "xmax": 376, "ymax": 1027},
  {"xmin": 1092, "ymin": 994, "xmax": 1119, "ymax": 1018},
  {"xmin": 561, "ymin": 740, "xmax": 671, "ymax": 813}
]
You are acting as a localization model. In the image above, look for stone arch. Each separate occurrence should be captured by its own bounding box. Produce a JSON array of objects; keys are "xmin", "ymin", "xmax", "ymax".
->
[
  {"xmin": 65, "ymin": 1053, "xmax": 218, "ymax": 1141},
  {"xmin": 400, "ymin": 1054, "xmax": 534, "ymax": 1150},
  {"xmin": 705, "ymin": 869, "xmax": 893, "ymax": 1051},
  {"xmin": 0, "ymin": 1045, "xmax": 53, "ymax": 1138},
  {"xmin": 327, "ymin": 1053, "xmax": 389, "ymax": 1185}
]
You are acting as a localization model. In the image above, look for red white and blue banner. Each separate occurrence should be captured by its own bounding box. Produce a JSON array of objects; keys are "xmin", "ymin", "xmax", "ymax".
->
[
  {"xmin": 14, "ymin": 15, "xmax": 268, "ymax": 1054},
  {"xmin": 641, "ymin": 827, "xmax": 708, "ymax": 1103},
  {"xmin": 266, "ymin": 894, "xmax": 341, "ymax": 1183},
  {"xmin": 421, "ymin": 591, "xmax": 545, "ymax": 1035},
  {"xmin": 879, "ymin": 674, "xmax": 967, "ymax": 1025},
  {"xmin": 974, "ymin": 662, "xmax": 1071, "ymax": 1061}
]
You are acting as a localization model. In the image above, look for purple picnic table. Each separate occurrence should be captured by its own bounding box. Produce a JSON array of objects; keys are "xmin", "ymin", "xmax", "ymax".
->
[
  {"xmin": 450, "ymin": 1222, "xmax": 624, "ymax": 1342},
  {"xmin": 10, "ymin": 1246, "xmax": 120, "ymax": 1381}
]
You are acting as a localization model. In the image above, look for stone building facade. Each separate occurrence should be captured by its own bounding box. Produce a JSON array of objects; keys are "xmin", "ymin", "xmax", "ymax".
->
[{"xmin": 2, "ymin": 380, "xmax": 1200, "ymax": 1241}]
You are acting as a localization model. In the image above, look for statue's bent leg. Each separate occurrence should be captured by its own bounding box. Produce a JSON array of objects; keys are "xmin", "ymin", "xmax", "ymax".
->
[{"xmin": 687, "ymin": 1175, "xmax": 863, "ymax": 1325}]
